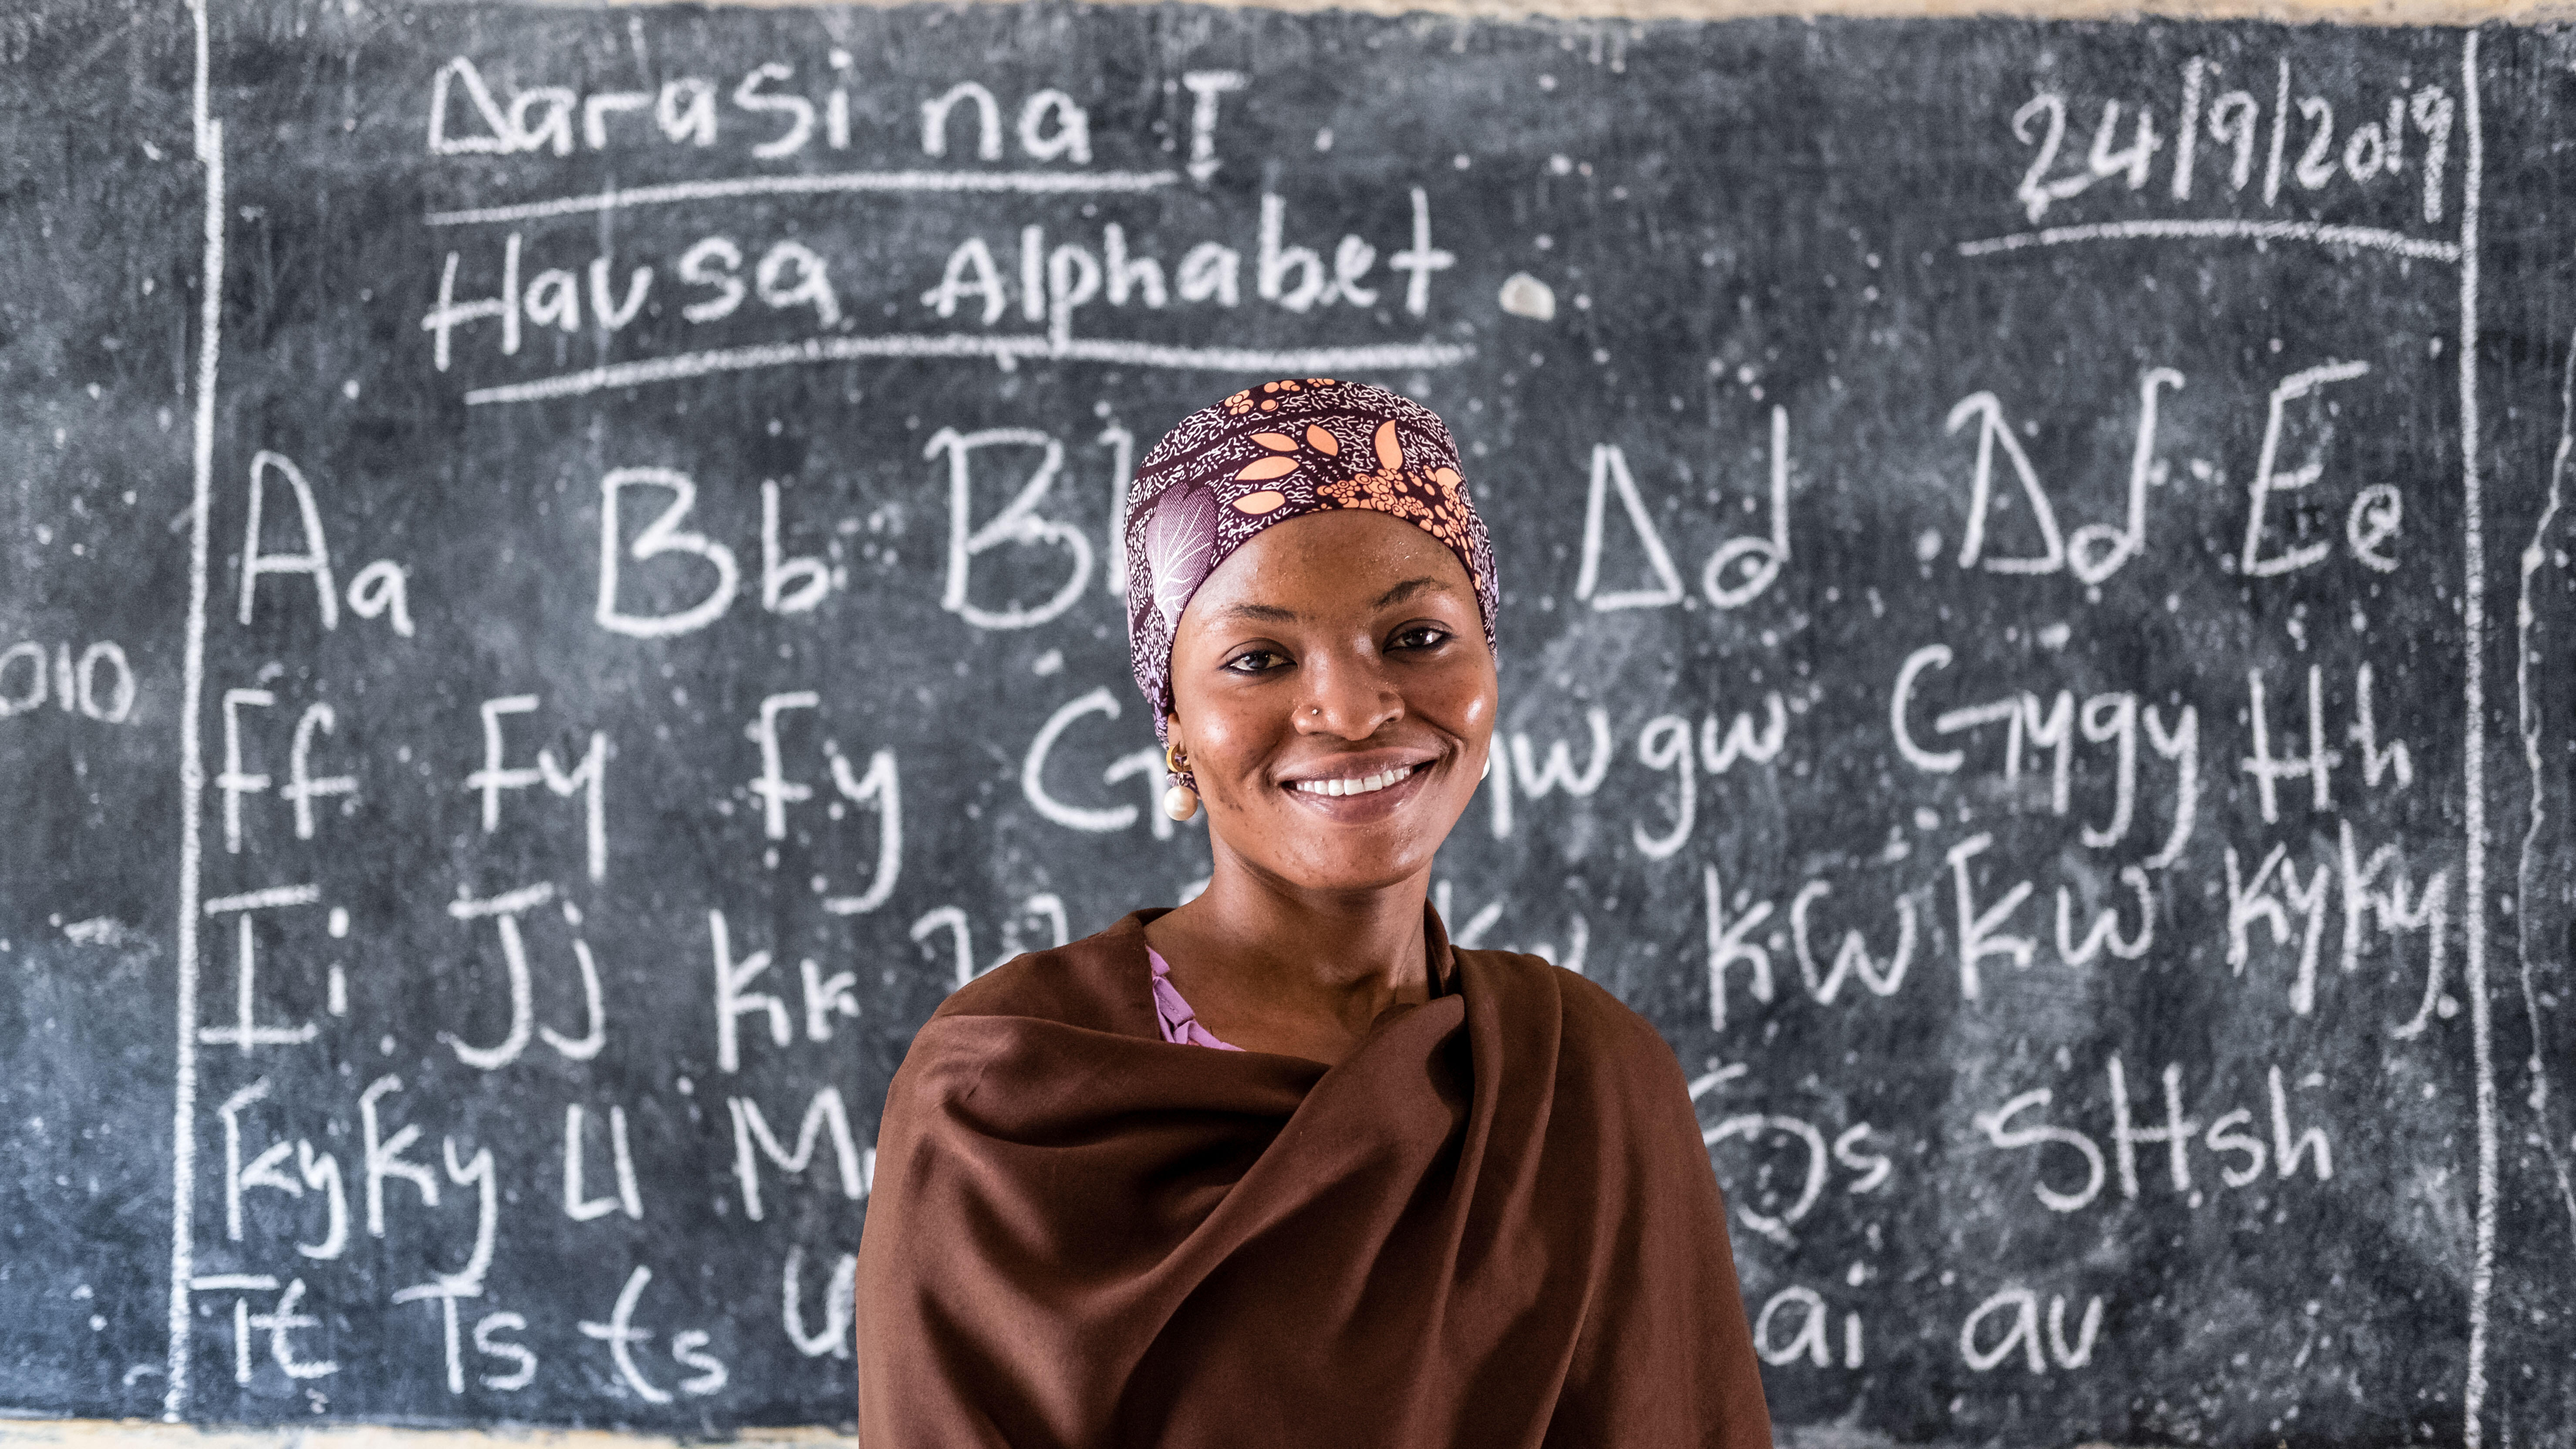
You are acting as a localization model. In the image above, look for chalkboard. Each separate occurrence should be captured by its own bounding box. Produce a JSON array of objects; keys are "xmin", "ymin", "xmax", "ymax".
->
[{"xmin": 4, "ymin": 0, "xmax": 2574, "ymax": 1441}]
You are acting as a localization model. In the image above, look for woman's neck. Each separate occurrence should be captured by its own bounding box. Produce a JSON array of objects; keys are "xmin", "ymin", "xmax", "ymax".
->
[{"xmin": 1146, "ymin": 858, "xmax": 1435, "ymax": 1061}]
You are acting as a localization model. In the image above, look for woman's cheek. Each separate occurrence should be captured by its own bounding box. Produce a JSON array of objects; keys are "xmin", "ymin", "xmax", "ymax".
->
[{"xmin": 1440, "ymin": 675, "xmax": 1498, "ymax": 744}]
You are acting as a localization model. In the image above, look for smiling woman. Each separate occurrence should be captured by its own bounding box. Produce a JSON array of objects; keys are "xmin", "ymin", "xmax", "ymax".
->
[{"xmin": 853, "ymin": 381, "xmax": 1772, "ymax": 1448}]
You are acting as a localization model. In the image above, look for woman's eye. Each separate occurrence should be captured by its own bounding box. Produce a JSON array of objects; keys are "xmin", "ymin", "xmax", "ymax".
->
[
  {"xmin": 1391, "ymin": 626, "xmax": 1451, "ymax": 651},
  {"xmin": 1224, "ymin": 649, "xmax": 1285, "ymax": 674}
]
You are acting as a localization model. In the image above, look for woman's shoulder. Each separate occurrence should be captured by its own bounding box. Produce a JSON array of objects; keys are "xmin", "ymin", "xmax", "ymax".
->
[
  {"xmin": 929, "ymin": 909, "xmax": 1163, "ymax": 1040},
  {"xmin": 1453, "ymin": 946, "xmax": 1689, "ymax": 1086}
]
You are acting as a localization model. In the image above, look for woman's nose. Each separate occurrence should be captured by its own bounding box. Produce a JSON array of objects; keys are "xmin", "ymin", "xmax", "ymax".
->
[{"xmin": 1296, "ymin": 653, "xmax": 1401, "ymax": 740}]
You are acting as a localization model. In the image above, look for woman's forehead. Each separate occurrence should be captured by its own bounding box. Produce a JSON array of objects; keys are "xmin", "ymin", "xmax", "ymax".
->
[{"xmin": 1187, "ymin": 510, "xmax": 1476, "ymax": 613}]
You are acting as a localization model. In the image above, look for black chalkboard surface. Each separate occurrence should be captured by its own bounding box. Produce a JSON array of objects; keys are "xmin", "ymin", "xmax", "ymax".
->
[{"xmin": 5, "ymin": 0, "xmax": 2574, "ymax": 1441}]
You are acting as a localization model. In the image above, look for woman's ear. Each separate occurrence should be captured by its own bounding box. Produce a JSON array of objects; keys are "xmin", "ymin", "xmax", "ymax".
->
[{"xmin": 1165, "ymin": 713, "xmax": 1186, "ymax": 761}]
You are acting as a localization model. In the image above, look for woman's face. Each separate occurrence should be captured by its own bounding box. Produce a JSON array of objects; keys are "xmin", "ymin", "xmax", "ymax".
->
[{"xmin": 1166, "ymin": 508, "xmax": 1497, "ymax": 895}]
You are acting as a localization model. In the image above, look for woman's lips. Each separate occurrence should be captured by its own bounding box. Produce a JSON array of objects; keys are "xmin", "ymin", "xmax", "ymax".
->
[
  {"xmin": 1287, "ymin": 763, "xmax": 1419, "ymax": 798},
  {"xmin": 1277, "ymin": 759, "xmax": 1435, "ymax": 818}
]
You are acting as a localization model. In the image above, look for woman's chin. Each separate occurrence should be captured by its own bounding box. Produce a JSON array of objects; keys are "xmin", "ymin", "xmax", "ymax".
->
[
  {"xmin": 1197, "ymin": 765, "xmax": 1481, "ymax": 898},
  {"xmin": 1241, "ymin": 829, "xmax": 1452, "ymax": 898}
]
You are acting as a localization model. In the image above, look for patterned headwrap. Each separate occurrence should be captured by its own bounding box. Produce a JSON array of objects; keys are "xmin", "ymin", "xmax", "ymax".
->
[{"xmin": 1124, "ymin": 379, "xmax": 1499, "ymax": 780}]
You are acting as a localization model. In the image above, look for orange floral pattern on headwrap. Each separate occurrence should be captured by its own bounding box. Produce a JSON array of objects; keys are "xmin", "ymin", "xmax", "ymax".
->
[{"xmin": 1124, "ymin": 380, "xmax": 1499, "ymax": 767}]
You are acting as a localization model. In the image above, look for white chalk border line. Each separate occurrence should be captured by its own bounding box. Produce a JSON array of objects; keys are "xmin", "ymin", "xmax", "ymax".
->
[
  {"xmin": 2457, "ymin": 28, "xmax": 2498, "ymax": 1449},
  {"xmin": 167, "ymin": 0, "xmax": 222, "ymax": 1420}
]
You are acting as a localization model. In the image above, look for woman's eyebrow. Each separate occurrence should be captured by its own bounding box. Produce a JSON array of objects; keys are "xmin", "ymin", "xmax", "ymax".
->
[
  {"xmin": 1212, "ymin": 601, "xmax": 1302, "ymax": 625},
  {"xmin": 1372, "ymin": 577, "xmax": 1455, "ymax": 608}
]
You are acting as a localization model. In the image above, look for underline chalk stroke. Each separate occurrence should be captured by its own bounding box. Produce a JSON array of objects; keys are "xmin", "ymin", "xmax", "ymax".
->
[
  {"xmin": 1956, "ymin": 218, "xmax": 2461, "ymax": 263},
  {"xmin": 462, "ymin": 334, "xmax": 1475, "ymax": 405},
  {"xmin": 426, "ymin": 169, "xmax": 1184, "ymax": 227}
]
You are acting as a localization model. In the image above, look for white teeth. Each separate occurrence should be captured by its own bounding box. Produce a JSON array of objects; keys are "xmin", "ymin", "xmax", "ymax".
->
[{"xmin": 1296, "ymin": 764, "xmax": 1415, "ymax": 797}]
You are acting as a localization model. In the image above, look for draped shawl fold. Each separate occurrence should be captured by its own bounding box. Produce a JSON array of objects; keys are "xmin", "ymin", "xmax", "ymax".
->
[{"xmin": 854, "ymin": 911, "xmax": 1772, "ymax": 1448}]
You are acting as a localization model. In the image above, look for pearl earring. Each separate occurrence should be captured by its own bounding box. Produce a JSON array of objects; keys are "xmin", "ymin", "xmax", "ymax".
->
[{"xmin": 1162, "ymin": 742, "xmax": 1200, "ymax": 822}]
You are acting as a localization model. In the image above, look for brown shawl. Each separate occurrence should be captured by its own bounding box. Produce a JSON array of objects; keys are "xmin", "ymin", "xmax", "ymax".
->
[{"xmin": 854, "ymin": 910, "xmax": 1772, "ymax": 1449}]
